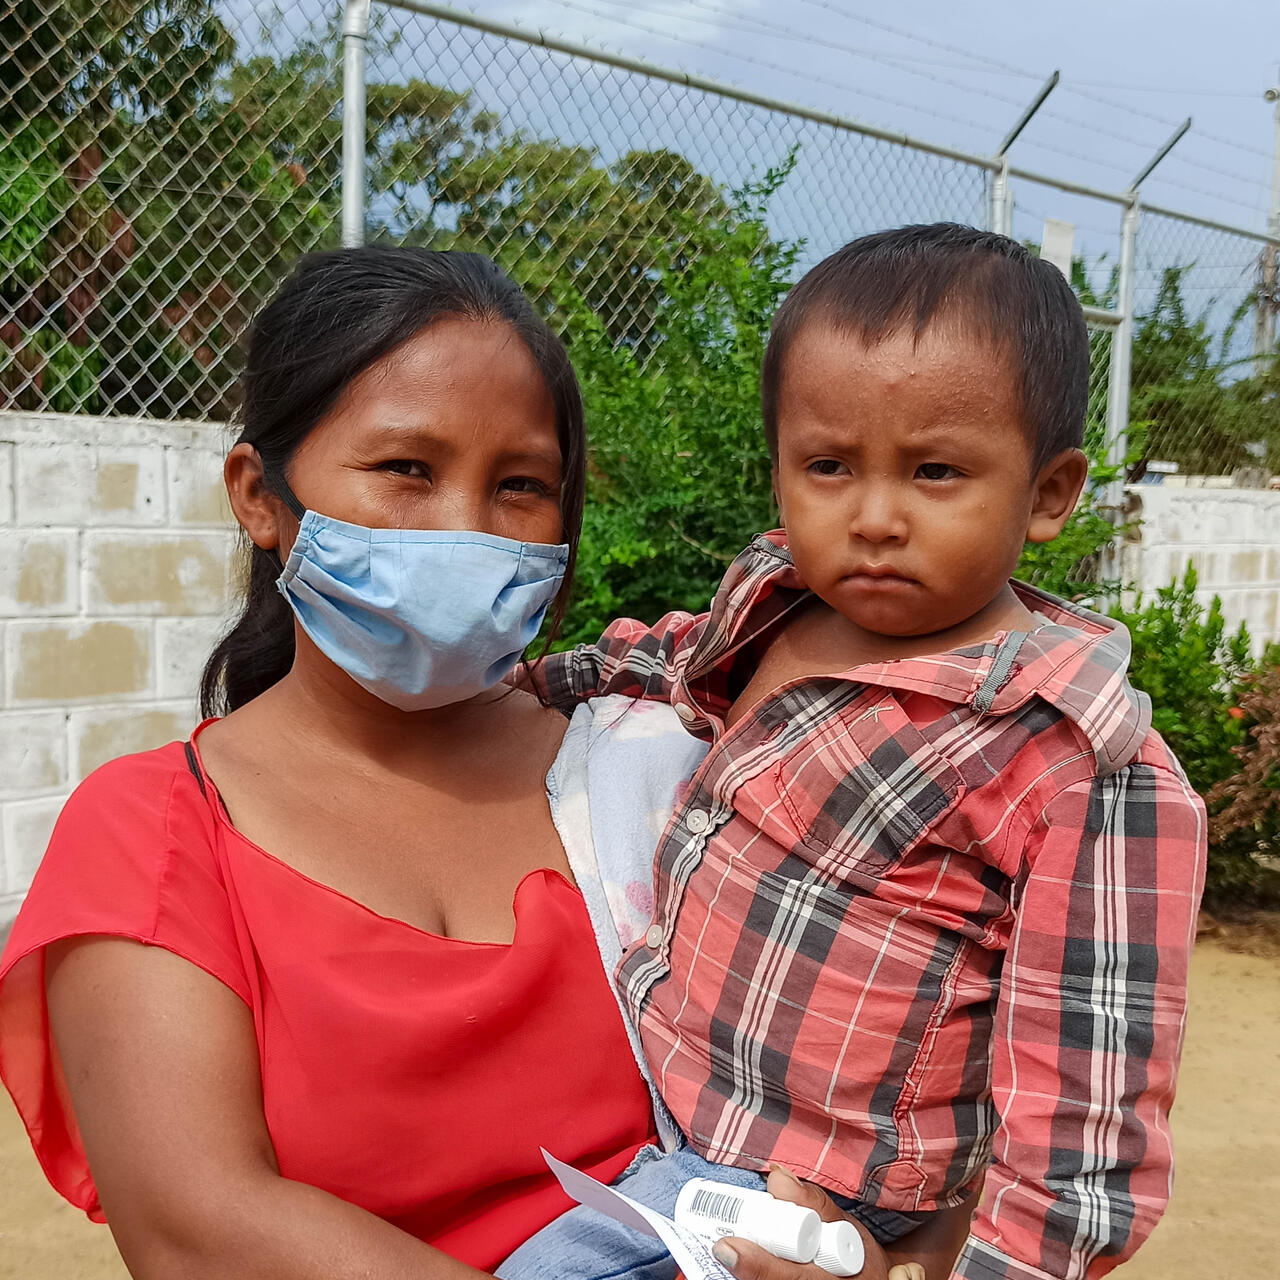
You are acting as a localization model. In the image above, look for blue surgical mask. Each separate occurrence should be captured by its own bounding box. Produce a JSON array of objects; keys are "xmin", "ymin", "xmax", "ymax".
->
[{"xmin": 274, "ymin": 499, "xmax": 568, "ymax": 712}]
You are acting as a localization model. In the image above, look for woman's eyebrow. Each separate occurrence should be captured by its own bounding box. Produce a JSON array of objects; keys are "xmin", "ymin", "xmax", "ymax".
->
[
  {"xmin": 360, "ymin": 421, "xmax": 446, "ymax": 446},
  {"xmin": 495, "ymin": 446, "xmax": 562, "ymax": 469}
]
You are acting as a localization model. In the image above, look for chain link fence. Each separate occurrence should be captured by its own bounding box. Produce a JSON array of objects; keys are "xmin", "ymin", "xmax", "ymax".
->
[
  {"xmin": 2, "ymin": 0, "xmax": 1277, "ymax": 480},
  {"xmin": 1132, "ymin": 210, "xmax": 1279, "ymax": 478},
  {"xmin": 1, "ymin": 1, "xmax": 340, "ymax": 420},
  {"xmin": 361, "ymin": 2, "xmax": 990, "ymax": 349}
]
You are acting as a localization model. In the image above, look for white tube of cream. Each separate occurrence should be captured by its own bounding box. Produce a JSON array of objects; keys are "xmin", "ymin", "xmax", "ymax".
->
[{"xmin": 673, "ymin": 1179, "xmax": 823, "ymax": 1265}]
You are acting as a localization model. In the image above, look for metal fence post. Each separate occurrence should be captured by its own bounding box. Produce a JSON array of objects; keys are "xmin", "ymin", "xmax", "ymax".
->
[
  {"xmin": 342, "ymin": 0, "xmax": 372, "ymax": 248},
  {"xmin": 988, "ymin": 72, "xmax": 1058, "ymax": 236},
  {"xmin": 1099, "ymin": 195, "xmax": 1139, "ymax": 585},
  {"xmin": 988, "ymin": 159, "xmax": 1010, "ymax": 235},
  {"xmin": 1254, "ymin": 81, "xmax": 1280, "ymax": 369}
]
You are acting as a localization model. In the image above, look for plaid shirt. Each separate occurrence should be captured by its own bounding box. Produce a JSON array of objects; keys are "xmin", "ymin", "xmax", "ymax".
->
[{"xmin": 539, "ymin": 532, "xmax": 1206, "ymax": 1280}]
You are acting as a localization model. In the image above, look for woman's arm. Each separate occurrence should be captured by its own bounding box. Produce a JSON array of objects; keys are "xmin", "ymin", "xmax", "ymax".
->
[{"xmin": 46, "ymin": 937, "xmax": 487, "ymax": 1280}]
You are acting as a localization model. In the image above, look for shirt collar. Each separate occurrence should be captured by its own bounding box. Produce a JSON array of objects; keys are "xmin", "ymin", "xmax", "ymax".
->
[{"xmin": 688, "ymin": 532, "xmax": 1151, "ymax": 775}]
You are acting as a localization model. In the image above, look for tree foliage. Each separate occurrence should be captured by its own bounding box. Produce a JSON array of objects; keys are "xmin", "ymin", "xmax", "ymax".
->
[
  {"xmin": 3, "ymin": 10, "xmax": 741, "ymax": 413},
  {"xmin": 6, "ymin": 12, "xmax": 1280, "ymax": 896},
  {"xmin": 0, "ymin": 0, "xmax": 232, "ymax": 126},
  {"xmin": 557, "ymin": 159, "xmax": 798, "ymax": 642},
  {"xmin": 1131, "ymin": 266, "xmax": 1280, "ymax": 475}
]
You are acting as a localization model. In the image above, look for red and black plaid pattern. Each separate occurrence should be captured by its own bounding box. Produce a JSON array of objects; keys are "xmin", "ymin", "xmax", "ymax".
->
[{"xmin": 538, "ymin": 533, "xmax": 1206, "ymax": 1280}]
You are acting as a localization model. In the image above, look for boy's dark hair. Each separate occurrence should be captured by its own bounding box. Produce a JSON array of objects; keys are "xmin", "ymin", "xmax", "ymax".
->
[{"xmin": 761, "ymin": 223, "xmax": 1089, "ymax": 471}]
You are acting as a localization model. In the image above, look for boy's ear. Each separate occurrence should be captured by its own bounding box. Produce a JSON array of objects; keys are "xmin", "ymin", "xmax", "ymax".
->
[{"xmin": 1025, "ymin": 448, "xmax": 1089, "ymax": 544}]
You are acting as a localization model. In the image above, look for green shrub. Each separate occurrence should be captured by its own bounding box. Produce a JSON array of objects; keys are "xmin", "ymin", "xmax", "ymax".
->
[
  {"xmin": 1114, "ymin": 566, "xmax": 1252, "ymax": 792},
  {"xmin": 1112, "ymin": 566, "xmax": 1277, "ymax": 905},
  {"xmin": 559, "ymin": 162, "xmax": 797, "ymax": 646},
  {"xmin": 1206, "ymin": 664, "xmax": 1280, "ymax": 907}
]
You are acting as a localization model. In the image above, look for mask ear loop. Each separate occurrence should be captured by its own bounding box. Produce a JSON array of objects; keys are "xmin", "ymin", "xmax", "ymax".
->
[
  {"xmin": 267, "ymin": 470, "xmax": 305, "ymax": 572},
  {"xmin": 262, "ymin": 463, "xmax": 306, "ymax": 521},
  {"xmin": 240, "ymin": 438, "xmax": 307, "ymax": 570}
]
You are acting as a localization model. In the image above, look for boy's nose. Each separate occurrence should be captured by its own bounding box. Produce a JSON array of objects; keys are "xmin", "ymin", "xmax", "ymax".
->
[{"xmin": 847, "ymin": 487, "xmax": 908, "ymax": 544}]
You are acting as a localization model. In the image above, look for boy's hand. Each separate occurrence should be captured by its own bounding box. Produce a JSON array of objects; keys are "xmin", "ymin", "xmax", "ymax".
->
[{"xmin": 712, "ymin": 1166, "xmax": 924, "ymax": 1280}]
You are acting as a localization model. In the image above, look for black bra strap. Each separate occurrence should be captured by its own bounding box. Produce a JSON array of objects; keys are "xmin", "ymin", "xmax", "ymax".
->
[{"xmin": 183, "ymin": 741, "xmax": 208, "ymax": 799}]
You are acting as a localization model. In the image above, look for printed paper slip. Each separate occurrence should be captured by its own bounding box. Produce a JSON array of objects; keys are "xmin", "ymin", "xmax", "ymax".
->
[{"xmin": 542, "ymin": 1149, "xmax": 735, "ymax": 1280}]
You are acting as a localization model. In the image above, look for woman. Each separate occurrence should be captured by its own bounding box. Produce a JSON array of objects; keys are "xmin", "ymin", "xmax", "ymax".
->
[
  {"xmin": 0, "ymin": 247, "xmax": 655, "ymax": 1277},
  {"xmin": 0, "ymin": 247, "xmax": 957, "ymax": 1280}
]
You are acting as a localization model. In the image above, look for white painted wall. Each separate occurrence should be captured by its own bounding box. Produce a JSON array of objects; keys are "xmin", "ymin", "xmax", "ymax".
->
[
  {"xmin": 1123, "ymin": 485, "xmax": 1280, "ymax": 653},
  {"xmin": 0, "ymin": 411, "xmax": 237, "ymax": 926},
  {"xmin": 1, "ymin": 416, "xmax": 1278, "ymax": 931}
]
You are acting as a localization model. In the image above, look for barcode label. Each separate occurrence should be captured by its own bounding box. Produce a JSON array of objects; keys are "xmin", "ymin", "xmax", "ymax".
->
[{"xmin": 690, "ymin": 1188, "xmax": 742, "ymax": 1225}]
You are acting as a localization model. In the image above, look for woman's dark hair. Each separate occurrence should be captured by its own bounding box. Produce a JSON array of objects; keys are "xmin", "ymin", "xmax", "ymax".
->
[
  {"xmin": 200, "ymin": 247, "xmax": 587, "ymax": 717},
  {"xmin": 761, "ymin": 223, "xmax": 1089, "ymax": 472}
]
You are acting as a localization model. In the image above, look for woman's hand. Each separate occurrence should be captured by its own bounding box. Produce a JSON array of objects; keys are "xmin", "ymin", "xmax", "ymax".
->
[{"xmin": 711, "ymin": 1166, "xmax": 925, "ymax": 1280}]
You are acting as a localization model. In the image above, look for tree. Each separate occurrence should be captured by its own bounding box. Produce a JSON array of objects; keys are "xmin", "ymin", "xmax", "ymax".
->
[
  {"xmin": 0, "ymin": 0, "xmax": 232, "ymax": 126},
  {"xmin": 558, "ymin": 160, "xmax": 799, "ymax": 642},
  {"xmin": 1, "ymin": 0, "xmax": 234, "ymax": 411},
  {"xmin": 424, "ymin": 136, "xmax": 730, "ymax": 348},
  {"xmin": 92, "ymin": 33, "xmax": 346, "ymax": 417},
  {"xmin": 1130, "ymin": 266, "xmax": 1280, "ymax": 475}
]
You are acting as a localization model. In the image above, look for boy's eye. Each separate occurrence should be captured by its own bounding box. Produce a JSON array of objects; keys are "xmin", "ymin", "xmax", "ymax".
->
[
  {"xmin": 917, "ymin": 463, "xmax": 960, "ymax": 481},
  {"xmin": 808, "ymin": 459, "xmax": 847, "ymax": 477},
  {"xmin": 380, "ymin": 459, "xmax": 429, "ymax": 478}
]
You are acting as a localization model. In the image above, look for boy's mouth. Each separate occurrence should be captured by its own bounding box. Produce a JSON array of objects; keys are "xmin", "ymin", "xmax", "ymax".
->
[{"xmin": 845, "ymin": 564, "xmax": 917, "ymax": 585}]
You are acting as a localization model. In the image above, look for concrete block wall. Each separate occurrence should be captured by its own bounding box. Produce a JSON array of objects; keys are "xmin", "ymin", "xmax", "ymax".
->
[
  {"xmin": 2, "ymin": 415, "xmax": 1278, "ymax": 932},
  {"xmin": 1124, "ymin": 485, "xmax": 1280, "ymax": 652},
  {"xmin": 0, "ymin": 411, "xmax": 237, "ymax": 926}
]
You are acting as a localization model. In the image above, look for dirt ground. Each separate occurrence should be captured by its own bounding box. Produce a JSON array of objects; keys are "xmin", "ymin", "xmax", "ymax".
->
[{"xmin": 1, "ymin": 935, "xmax": 1276, "ymax": 1279}]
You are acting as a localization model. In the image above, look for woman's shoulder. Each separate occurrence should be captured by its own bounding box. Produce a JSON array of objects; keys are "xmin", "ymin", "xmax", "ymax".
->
[
  {"xmin": 10, "ymin": 734, "xmax": 223, "ymax": 952},
  {"xmin": 63, "ymin": 734, "xmax": 210, "ymax": 837},
  {"xmin": 0, "ymin": 733, "xmax": 250, "ymax": 1224},
  {"xmin": 76, "ymin": 733, "xmax": 198, "ymax": 785}
]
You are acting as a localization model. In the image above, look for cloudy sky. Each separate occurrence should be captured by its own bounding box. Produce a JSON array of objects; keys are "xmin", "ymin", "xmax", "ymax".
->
[{"xmin": 463, "ymin": 0, "xmax": 1278, "ymax": 235}]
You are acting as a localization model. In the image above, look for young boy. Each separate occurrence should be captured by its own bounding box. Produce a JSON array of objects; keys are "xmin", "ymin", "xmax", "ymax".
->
[{"xmin": 510, "ymin": 224, "xmax": 1206, "ymax": 1280}]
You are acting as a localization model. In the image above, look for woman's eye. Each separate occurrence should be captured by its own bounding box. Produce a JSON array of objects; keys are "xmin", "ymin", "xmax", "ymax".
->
[
  {"xmin": 380, "ymin": 459, "xmax": 429, "ymax": 478},
  {"xmin": 808, "ymin": 459, "xmax": 846, "ymax": 477},
  {"xmin": 500, "ymin": 476, "xmax": 551, "ymax": 496},
  {"xmin": 917, "ymin": 463, "xmax": 959, "ymax": 481}
]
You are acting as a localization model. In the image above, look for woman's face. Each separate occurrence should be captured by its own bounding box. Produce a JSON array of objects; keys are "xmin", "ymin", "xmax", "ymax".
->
[{"xmin": 284, "ymin": 317, "xmax": 564, "ymax": 545}]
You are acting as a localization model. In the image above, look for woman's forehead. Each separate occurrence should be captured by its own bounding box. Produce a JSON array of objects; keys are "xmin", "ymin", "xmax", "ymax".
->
[{"xmin": 305, "ymin": 319, "xmax": 560, "ymax": 456}]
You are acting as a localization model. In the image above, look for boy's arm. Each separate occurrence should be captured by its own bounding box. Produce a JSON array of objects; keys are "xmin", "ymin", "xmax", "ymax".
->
[
  {"xmin": 950, "ymin": 763, "xmax": 1207, "ymax": 1280},
  {"xmin": 529, "ymin": 610, "xmax": 712, "ymax": 713}
]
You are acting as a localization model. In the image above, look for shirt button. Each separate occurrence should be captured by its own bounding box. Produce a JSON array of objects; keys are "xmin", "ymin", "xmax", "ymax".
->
[
  {"xmin": 686, "ymin": 808, "xmax": 711, "ymax": 834},
  {"xmin": 645, "ymin": 924, "xmax": 664, "ymax": 949},
  {"xmin": 676, "ymin": 703, "xmax": 697, "ymax": 722}
]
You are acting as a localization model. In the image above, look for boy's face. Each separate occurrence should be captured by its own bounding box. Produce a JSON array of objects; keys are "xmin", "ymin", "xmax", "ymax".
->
[{"xmin": 772, "ymin": 321, "xmax": 1085, "ymax": 640}]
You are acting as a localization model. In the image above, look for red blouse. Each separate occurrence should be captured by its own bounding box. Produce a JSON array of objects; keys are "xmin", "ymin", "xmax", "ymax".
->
[{"xmin": 0, "ymin": 726, "xmax": 657, "ymax": 1271}]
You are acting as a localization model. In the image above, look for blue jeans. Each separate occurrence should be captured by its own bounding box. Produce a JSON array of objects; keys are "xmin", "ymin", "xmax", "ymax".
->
[{"xmin": 497, "ymin": 1144, "xmax": 927, "ymax": 1280}]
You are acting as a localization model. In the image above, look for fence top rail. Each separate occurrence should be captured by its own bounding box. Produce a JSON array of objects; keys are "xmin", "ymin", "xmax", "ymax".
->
[
  {"xmin": 1141, "ymin": 201, "xmax": 1280, "ymax": 247},
  {"xmin": 375, "ymin": 0, "xmax": 1001, "ymax": 172},
  {"xmin": 373, "ymin": 0, "xmax": 1280, "ymax": 248},
  {"xmin": 1005, "ymin": 164, "xmax": 1131, "ymax": 208}
]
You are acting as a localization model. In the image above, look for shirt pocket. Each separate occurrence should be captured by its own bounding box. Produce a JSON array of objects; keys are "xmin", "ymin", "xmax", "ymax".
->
[{"xmin": 772, "ymin": 694, "xmax": 965, "ymax": 882}]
